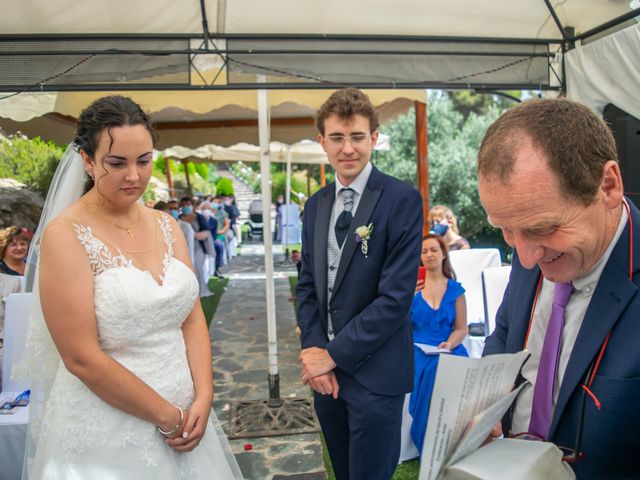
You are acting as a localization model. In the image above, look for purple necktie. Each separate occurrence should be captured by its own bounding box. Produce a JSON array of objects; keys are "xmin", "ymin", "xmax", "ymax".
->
[{"xmin": 528, "ymin": 281, "xmax": 573, "ymax": 440}]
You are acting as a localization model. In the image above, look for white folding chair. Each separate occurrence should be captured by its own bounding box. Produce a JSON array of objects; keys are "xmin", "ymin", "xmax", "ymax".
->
[
  {"xmin": 2, "ymin": 293, "xmax": 32, "ymax": 394},
  {"xmin": 481, "ymin": 266, "xmax": 512, "ymax": 336},
  {"xmin": 449, "ymin": 249, "xmax": 501, "ymax": 358},
  {"xmin": 448, "ymin": 249, "xmax": 501, "ymax": 325},
  {"xmin": 0, "ymin": 292, "xmax": 32, "ymax": 480}
]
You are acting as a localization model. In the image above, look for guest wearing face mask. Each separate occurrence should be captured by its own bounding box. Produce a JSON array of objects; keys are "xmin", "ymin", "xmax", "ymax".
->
[
  {"xmin": 222, "ymin": 195, "xmax": 241, "ymax": 246},
  {"xmin": 179, "ymin": 198, "xmax": 225, "ymax": 279},
  {"xmin": 155, "ymin": 201, "xmax": 196, "ymax": 266},
  {"xmin": 178, "ymin": 197, "xmax": 222, "ymax": 291},
  {"xmin": 429, "ymin": 205, "xmax": 470, "ymax": 251}
]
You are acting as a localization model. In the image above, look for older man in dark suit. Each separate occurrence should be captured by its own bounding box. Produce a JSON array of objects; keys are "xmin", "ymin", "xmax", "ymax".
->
[
  {"xmin": 480, "ymin": 98, "xmax": 640, "ymax": 479},
  {"xmin": 296, "ymin": 88, "xmax": 423, "ymax": 480}
]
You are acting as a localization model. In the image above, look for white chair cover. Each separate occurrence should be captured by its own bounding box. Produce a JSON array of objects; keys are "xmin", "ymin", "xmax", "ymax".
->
[
  {"xmin": 399, "ymin": 394, "xmax": 420, "ymax": 463},
  {"xmin": 1, "ymin": 293, "xmax": 32, "ymax": 480},
  {"xmin": 481, "ymin": 266, "xmax": 512, "ymax": 337},
  {"xmin": 0, "ymin": 274, "xmax": 22, "ymax": 340},
  {"xmin": 2, "ymin": 293, "xmax": 32, "ymax": 393},
  {"xmin": 280, "ymin": 203, "xmax": 301, "ymax": 245},
  {"xmin": 448, "ymin": 249, "xmax": 502, "ymax": 325}
]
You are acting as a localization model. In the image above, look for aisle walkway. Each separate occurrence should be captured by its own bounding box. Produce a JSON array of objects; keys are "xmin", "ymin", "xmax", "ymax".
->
[{"xmin": 210, "ymin": 247, "xmax": 326, "ymax": 480}]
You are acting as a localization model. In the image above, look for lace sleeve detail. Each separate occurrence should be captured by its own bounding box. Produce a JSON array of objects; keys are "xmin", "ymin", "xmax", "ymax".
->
[
  {"xmin": 73, "ymin": 223, "xmax": 132, "ymax": 276},
  {"xmin": 158, "ymin": 214, "xmax": 175, "ymax": 256},
  {"xmin": 157, "ymin": 215, "xmax": 175, "ymax": 281}
]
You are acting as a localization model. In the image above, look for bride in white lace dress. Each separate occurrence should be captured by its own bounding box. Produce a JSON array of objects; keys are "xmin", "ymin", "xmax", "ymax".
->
[{"xmin": 17, "ymin": 96, "xmax": 243, "ymax": 479}]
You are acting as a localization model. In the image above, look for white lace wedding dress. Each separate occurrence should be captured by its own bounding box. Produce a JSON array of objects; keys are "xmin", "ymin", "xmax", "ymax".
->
[{"xmin": 28, "ymin": 215, "xmax": 243, "ymax": 479}]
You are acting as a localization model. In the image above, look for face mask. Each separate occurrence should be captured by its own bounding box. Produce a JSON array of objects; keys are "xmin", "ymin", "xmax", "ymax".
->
[
  {"xmin": 181, "ymin": 206, "xmax": 193, "ymax": 215},
  {"xmin": 169, "ymin": 209, "xmax": 180, "ymax": 219},
  {"xmin": 224, "ymin": 199, "xmax": 232, "ymax": 206},
  {"xmin": 212, "ymin": 203, "xmax": 221, "ymax": 210},
  {"xmin": 432, "ymin": 223, "xmax": 449, "ymax": 236}
]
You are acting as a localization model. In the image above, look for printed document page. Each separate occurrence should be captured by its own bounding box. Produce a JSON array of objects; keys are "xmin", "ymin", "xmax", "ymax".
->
[{"xmin": 418, "ymin": 351, "xmax": 529, "ymax": 480}]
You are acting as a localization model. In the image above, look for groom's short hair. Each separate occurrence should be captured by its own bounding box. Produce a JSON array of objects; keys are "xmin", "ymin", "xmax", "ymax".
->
[{"xmin": 315, "ymin": 88, "xmax": 379, "ymax": 135}]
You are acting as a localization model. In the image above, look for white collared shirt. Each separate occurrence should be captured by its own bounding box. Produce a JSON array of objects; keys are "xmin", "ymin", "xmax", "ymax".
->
[
  {"xmin": 333, "ymin": 161, "xmax": 373, "ymax": 220},
  {"xmin": 511, "ymin": 206, "xmax": 629, "ymax": 434}
]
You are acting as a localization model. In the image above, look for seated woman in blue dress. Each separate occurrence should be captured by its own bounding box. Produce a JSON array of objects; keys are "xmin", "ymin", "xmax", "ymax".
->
[{"xmin": 409, "ymin": 233, "xmax": 469, "ymax": 452}]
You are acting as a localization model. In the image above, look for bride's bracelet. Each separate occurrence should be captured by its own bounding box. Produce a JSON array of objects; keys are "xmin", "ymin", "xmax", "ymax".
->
[{"xmin": 157, "ymin": 405, "xmax": 184, "ymax": 436}]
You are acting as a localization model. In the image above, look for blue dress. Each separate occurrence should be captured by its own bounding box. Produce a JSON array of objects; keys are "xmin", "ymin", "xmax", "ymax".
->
[{"xmin": 409, "ymin": 279, "xmax": 468, "ymax": 452}]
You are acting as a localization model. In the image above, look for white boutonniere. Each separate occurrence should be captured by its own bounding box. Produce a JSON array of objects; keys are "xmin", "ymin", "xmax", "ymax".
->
[{"xmin": 355, "ymin": 223, "xmax": 373, "ymax": 257}]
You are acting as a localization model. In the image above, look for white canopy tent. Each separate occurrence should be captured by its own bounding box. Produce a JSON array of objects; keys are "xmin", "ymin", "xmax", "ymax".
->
[
  {"xmin": 1, "ymin": 0, "xmax": 638, "ymax": 430},
  {"xmin": 159, "ymin": 134, "xmax": 390, "ymax": 165},
  {"xmin": 566, "ymin": 21, "xmax": 640, "ymax": 118}
]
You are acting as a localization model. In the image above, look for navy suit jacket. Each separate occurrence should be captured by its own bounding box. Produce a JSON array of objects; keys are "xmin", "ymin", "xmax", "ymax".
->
[
  {"xmin": 484, "ymin": 200, "xmax": 640, "ymax": 479},
  {"xmin": 296, "ymin": 166, "xmax": 423, "ymax": 396}
]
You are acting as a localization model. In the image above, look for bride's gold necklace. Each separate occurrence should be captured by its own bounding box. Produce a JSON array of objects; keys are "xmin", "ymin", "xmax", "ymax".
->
[{"xmin": 88, "ymin": 203, "xmax": 142, "ymax": 238}]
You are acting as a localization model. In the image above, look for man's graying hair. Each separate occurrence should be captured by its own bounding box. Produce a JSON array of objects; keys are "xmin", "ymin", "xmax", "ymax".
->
[{"xmin": 477, "ymin": 98, "xmax": 618, "ymax": 205}]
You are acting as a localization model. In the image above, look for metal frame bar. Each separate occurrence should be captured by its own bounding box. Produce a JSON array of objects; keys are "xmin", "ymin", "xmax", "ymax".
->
[
  {"xmin": 0, "ymin": 82, "xmax": 562, "ymax": 93},
  {"xmin": 0, "ymin": 49, "xmax": 554, "ymax": 57},
  {"xmin": 573, "ymin": 8, "xmax": 640, "ymax": 42},
  {"xmin": 0, "ymin": 32, "xmax": 559, "ymax": 44}
]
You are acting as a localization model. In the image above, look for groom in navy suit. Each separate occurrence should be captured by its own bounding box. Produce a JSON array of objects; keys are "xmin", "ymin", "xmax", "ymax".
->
[
  {"xmin": 479, "ymin": 98, "xmax": 640, "ymax": 479},
  {"xmin": 296, "ymin": 88, "xmax": 423, "ymax": 479}
]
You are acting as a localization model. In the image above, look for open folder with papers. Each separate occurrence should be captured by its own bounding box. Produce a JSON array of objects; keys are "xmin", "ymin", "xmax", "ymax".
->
[{"xmin": 418, "ymin": 351, "xmax": 550, "ymax": 480}]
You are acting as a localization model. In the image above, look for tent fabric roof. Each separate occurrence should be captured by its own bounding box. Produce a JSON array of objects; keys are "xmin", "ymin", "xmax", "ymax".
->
[
  {"xmin": 566, "ymin": 22, "xmax": 640, "ymax": 119},
  {"xmin": 158, "ymin": 134, "xmax": 390, "ymax": 165},
  {"xmin": 0, "ymin": 1, "xmax": 637, "ymax": 147},
  {"xmin": 1, "ymin": 0, "xmax": 631, "ymax": 38},
  {"xmin": 1, "ymin": 1, "xmax": 636, "ymax": 93}
]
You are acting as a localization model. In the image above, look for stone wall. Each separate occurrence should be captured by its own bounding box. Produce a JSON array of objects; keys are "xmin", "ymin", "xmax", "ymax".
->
[{"xmin": 0, "ymin": 178, "xmax": 44, "ymax": 232}]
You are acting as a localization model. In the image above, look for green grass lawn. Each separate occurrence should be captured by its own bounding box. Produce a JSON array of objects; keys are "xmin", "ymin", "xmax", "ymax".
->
[
  {"xmin": 288, "ymin": 276, "xmax": 299, "ymax": 313},
  {"xmin": 291, "ymin": 277, "xmax": 420, "ymax": 479},
  {"xmin": 200, "ymin": 276, "xmax": 229, "ymax": 328}
]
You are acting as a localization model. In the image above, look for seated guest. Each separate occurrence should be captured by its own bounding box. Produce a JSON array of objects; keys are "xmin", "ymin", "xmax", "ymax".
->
[
  {"xmin": 0, "ymin": 226, "xmax": 30, "ymax": 276},
  {"xmin": 409, "ymin": 233, "xmax": 468, "ymax": 452},
  {"xmin": 429, "ymin": 205, "xmax": 470, "ymax": 251}
]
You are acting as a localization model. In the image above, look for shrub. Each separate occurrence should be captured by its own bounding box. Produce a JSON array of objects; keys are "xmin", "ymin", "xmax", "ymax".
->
[
  {"xmin": 215, "ymin": 177, "xmax": 234, "ymax": 196},
  {"xmin": 0, "ymin": 136, "xmax": 64, "ymax": 194}
]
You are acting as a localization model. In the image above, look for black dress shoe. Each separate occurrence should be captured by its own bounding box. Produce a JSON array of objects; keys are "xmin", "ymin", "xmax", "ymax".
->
[{"xmin": 214, "ymin": 270, "xmax": 225, "ymax": 279}]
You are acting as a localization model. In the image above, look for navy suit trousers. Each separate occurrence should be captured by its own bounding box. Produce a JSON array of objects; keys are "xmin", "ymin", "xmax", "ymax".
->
[{"xmin": 313, "ymin": 370, "xmax": 404, "ymax": 480}]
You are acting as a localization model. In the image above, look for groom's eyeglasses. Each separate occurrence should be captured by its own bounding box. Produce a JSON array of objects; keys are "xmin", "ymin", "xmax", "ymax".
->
[{"xmin": 324, "ymin": 133, "xmax": 369, "ymax": 148}]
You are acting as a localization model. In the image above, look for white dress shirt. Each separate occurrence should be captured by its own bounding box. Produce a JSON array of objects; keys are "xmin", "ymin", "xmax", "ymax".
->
[{"xmin": 511, "ymin": 206, "xmax": 628, "ymax": 434}]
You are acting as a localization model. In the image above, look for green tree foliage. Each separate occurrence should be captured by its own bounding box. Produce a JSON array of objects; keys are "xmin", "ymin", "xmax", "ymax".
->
[
  {"xmin": 375, "ymin": 91, "xmax": 511, "ymax": 249},
  {"xmin": 0, "ymin": 136, "xmax": 64, "ymax": 194},
  {"xmin": 194, "ymin": 162, "xmax": 209, "ymax": 181},
  {"xmin": 215, "ymin": 177, "xmax": 234, "ymax": 196},
  {"xmin": 270, "ymin": 170, "xmax": 319, "ymax": 204},
  {"xmin": 374, "ymin": 113, "xmax": 417, "ymax": 185},
  {"xmin": 449, "ymin": 90, "xmax": 521, "ymax": 119}
]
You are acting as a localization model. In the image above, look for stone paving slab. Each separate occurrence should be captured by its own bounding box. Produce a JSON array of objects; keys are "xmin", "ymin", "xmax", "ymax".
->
[{"xmin": 210, "ymin": 253, "xmax": 326, "ymax": 480}]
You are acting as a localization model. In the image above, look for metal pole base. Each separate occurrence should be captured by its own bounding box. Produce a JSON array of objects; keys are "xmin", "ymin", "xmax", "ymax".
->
[{"xmin": 228, "ymin": 398, "xmax": 319, "ymax": 439}]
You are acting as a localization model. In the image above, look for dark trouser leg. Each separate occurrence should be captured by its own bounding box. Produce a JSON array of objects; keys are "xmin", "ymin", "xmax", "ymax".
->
[
  {"xmin": 313, "ymin": 391, "xmax": 350, "ymax": 480},
  {"xmin": 214, "ymin": 240, "xmax": 224, "ymax": 270},
  {"xmin": 340, "ymin": 373, "xmax": 404, "ymax": 480}
]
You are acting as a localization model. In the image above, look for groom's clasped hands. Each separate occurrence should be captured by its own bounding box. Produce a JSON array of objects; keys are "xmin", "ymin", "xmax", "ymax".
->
[{"xmin": 299, "ymin": 347, "xmax": 340, "ymax": 399}]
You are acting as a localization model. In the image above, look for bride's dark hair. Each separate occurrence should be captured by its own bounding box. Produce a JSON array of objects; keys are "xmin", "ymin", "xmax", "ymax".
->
[{"xmin": 73, "ymin": 95, "xmax": 157, "ymax": 194}]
